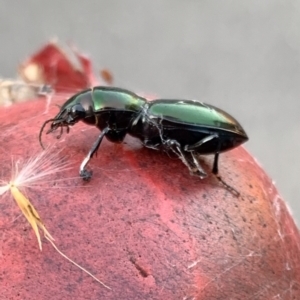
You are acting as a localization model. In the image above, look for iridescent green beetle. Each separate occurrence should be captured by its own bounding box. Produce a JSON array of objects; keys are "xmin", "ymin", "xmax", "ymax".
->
[{"xmin": 39, "ymin": 86, "xmax": 248, "ymax": 191}]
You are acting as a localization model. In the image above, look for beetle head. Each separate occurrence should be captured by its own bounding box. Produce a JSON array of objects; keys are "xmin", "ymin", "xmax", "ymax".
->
[
  {"xmin": 39, "ymin": 103, "xmax": 86, "ymax": 149},
  {"xmin": 53, "ymin": 103, "xmax": 86, "ymax": 126}
]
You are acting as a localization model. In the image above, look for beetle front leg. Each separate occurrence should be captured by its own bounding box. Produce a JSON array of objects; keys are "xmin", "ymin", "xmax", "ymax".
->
[{"xmin": 80, "ymin": 127, "xmax": 110, "ymax": 180}]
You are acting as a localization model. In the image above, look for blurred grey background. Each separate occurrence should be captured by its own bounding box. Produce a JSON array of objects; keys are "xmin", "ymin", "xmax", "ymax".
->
[{"xmin": 1, "ymin": 1, "xmax": 299, "ymax": 223}]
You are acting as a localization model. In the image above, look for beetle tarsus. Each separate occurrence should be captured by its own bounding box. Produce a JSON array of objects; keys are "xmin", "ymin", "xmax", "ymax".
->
[
  {"xmin": 215, "ymin": 175, "xmax": 240, "ymax": 198},
  {"xmin": 212, "ymin": 153, "xmax": 240, "ymax": 197},
  {"xmin": 80, "ymin": 169, "xmax": 93, "ymax": 181}
]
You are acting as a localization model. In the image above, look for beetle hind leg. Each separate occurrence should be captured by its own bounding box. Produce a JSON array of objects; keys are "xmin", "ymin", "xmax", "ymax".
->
[
  {"xmin": 164, "ymin": 139, "xmax": 207, "ymax": 178},
  {"xmin": 190, "ymin": 151, "xmax": 207, "ymax": 178},
  {"xmin": 185, "ymin": 136, "xmax": 241, "ymax": 197},
  {"xmin": 212, "ymin": 152, "xmax": 240, "ymax": 197},
  {"xmin": 184, "ymin": 134, "xmax": 218, "ymax": 152},
  {"xmin": 177, "ymin": 148, "xmax": 207, "ymax": 178}
]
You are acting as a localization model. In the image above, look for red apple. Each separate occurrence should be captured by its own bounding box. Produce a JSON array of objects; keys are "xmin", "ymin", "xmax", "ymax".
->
[
  {"xmin": 0, "ymin": 42, "xmax": 299, "ymax": 299},
  {"xmin": 0, "ymin": 94, "xmax": 299, "ymax": 299}
]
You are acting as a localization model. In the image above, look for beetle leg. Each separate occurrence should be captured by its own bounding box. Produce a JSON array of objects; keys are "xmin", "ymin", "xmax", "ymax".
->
[
  {"xmin": 212, "ymin": 152, "xmax": 219, "ymax": 174},
  {"xmin": 185, "ymin": 135, "xmax": 241, "ymax": 195},
  {"xmin": 190, "ymin": 151, "xmax": 207, "ymax": 179},
  {"xmin": 210, "ymin": 144, "xmax": 240, "ymax": 197},
  {"xmin": 212, "ymin": 149, "xmax": 240, "ymax": 197},
  {"xmin": 163, "ymin": 139, "xmax": 202, "ymax": 176},
  {"xmin": 79, "ymin": 127, "xmax": 110, "ymax": 181},
  {"xmin": 183, "ymin": 134, "xmax": 221, "ymax": 174},
  {"xmin": 175, "ymin": 147, "xmax": 198, "ymax": 174},
  {"xmin": 184, "ymin": 134, "xmax": 218, "ymax": 151}
]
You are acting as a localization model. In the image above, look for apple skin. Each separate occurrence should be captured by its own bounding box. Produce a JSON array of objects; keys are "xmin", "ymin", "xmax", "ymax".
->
[{"xmin": 0, "ymin": 98, "xmax": 299, "ymax": 300}]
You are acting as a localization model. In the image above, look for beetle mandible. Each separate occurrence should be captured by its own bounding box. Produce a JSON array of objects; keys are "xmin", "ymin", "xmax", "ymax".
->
[{"xmin": 39, "ymin": 86, "xmax": 248, "ymax": 191}]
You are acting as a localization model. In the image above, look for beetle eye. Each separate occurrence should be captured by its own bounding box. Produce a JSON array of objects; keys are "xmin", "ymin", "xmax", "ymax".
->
[{"xmin": 70, "ymin": 104, "xmax": 86, "ymax": 119}]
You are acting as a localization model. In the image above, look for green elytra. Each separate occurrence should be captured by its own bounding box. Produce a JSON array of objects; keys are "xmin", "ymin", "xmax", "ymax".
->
[
  {"xmin": 64, "ymin": 87, "xmax": 244, "ymax": 135},
  {"xmin": 147, "ymin": 99, "xmax": 246, "ymax": 134}
]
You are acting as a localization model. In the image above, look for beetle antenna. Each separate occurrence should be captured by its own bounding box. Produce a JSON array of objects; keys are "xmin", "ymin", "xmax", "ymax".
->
[{"xmin": 38, "ymin": 118, "xmax": 56, "ymax": 150}]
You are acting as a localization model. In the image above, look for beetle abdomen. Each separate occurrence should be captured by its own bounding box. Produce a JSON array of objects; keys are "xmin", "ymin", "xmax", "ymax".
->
[
  {"xmin": 138, "ymin": 99, "xmax": 248, "ymax": 154},
  {"xmin": 147, "ymin": 99, "xmax": 247, "ymax": 137}
]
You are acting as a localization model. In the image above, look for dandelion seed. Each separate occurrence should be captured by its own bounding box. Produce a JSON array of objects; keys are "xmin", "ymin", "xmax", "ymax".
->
[
  {"xmin": 10, "ymin": 147, "xmax": 71, "ymax": 189},
  {"xmin": 0, "ymin": 147, "xmax": 67, "ymax": 250},
  {"xmin": 9, "ymin": 182, "xmax": 54, "ymax": 250},
  {"xmin": 0, "ymin": 148, "xmax": 111, "ymax": 290}
]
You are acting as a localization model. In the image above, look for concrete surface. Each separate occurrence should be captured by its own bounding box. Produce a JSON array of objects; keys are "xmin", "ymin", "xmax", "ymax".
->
[{"xmin": 0, "ymin": 0, "xmax": 299, "ymax": 223}]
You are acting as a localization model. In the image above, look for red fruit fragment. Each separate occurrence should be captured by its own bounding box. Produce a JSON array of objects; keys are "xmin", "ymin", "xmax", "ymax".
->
[{"xmin": 19, "ymin": 41, "xmax": 98, "ymax": 92}]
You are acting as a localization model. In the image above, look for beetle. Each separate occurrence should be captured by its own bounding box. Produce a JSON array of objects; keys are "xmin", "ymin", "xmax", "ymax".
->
[{"xmin": 39, "ymin": 86, "xmax": 248, "ymax": 193}]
